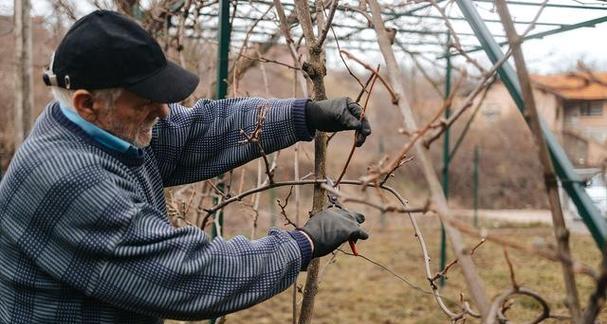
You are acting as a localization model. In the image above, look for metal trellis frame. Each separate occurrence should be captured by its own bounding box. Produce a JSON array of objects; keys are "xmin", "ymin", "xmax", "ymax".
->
[
  {"xmin": 456, "ymin": 0, "xmax": 607, "ymax": 248},
  {"xmin": 190, "ymin": 0, "xmax": 607, "ymax": 284},
  {"xmin": 192, "ymin": 0, "xmax": 607, "ymax": 278},
  {"xmin": 178, "ymin": 0, "xmax": 607, "ymax": 56}
]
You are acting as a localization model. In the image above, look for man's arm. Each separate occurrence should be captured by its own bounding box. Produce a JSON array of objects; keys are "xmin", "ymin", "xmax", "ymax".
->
[
  {"xmin": 151, "ymin": 97, "xmax": 312, "ymax": 187},
  {"xmin": 5, "ymin": 169, "xmax": 312, "ymax": 320},
  {"xmin": 3, "ymin": 153, "xmax": 367, "ymax": 321}
]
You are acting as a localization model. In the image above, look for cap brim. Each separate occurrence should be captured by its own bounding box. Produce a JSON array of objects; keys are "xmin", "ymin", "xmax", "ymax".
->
[{"xmin": 127, "ymin": 61, "xmax": 199, "ymax": 103}]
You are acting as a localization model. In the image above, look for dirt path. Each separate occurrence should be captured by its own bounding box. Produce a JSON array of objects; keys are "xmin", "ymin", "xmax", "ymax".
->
[{"xmin": 452, "ymin": 209, "xmax": 591, "ymax": 234}]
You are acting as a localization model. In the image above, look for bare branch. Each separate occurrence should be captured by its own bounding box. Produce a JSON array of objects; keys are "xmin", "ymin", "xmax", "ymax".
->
[
  {"xmin": 503, "ymin": 248, "xmax": 519, "ymax": 290},
  {"xmin": 521, "ymin": 0, "xmax": 549, "ymax": 37},
  {"xmin": 237, "ymin": 53, "xmax": 302, "ymax": 70},
  {"xmin": 320, "ymin": 184, "xmax": 428, "ymax": 214},
  {"xmin": 240, "ymin": 104, "xmax": 274, "ymax": 184},
  {"xmin": 496, "ymin": 1, "xmax": 582, "ymax": 320},
  {"xmin": 316, "ymin": 0, "xmax": 339, "ymax": 48},
  {"xmin": 337, "ymin": 249, "xmax": 434, "ymax": 296},
  {"xmin": 232, "ymin": 4, "xmax": 274, "ymax": 72},
  {"xmin": 340, "ymin": 50, "xmax": 399, "ymax": 104},
  {"xmin": 448, "ymin": 77, "xmax": 494, "ymax": 161},
  {"xmin": 396, "ymin": 42, "xmax": 444, "ymax": 97},
  {"xmin": 294, "ymin": 0, "xmax": 317, "ymax": 47},
  {"xmin": 445, "ymin": 216, "xmax": 597, "ymax": 279},
  {"xmin": 277, "ymin": 186, "xmax": 298, "ymax": 228},
  {"xmin": 427, "ymin": 0, "xmax": 486, "ymax": 73},
  {"xmin": 335, "ymin": 65, "xmax": 380, "ymax": 186},
  {"xmin": 360, "ymin": 49, "xmax": 510, "ymax": 186},
  {"xmin": 582, "ymin": 247, "xmax": 607, "ymax": 323},
  {"xmin": 422, "ymin": 73, "xmax": 466, "ymax": 148},
  {"xmin": 488, "ymin": 287, "xmax": 551, "ymax": 324},
  {"xmin": 430, "ymin": 239, "xmax": 486, "ymax": 284},
  {"xmin": 293, "ymin": 1, "xmax": 331, "ymax": 321},
  {"xmin": 366, "ymin": 0, "xmax": 492, "ymax": 317}
]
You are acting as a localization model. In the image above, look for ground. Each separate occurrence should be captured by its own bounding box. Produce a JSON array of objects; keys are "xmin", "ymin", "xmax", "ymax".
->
[{"xmin": 199, "ymin": 215, "xmax": 605, "ymax": 323}]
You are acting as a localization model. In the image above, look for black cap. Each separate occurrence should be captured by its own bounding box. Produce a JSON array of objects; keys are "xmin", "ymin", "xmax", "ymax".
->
[{"xmin": 43, "ymin": 10, "xmax": 199, "ymax": 103}]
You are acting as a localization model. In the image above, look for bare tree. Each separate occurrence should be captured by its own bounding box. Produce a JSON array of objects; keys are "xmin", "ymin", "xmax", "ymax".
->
[
  {"xmin": 13, "ymin": 0, "xmax": 34, "ymax": 147},
  {"xmin": 292, "ymin": 0, "xmax": 332, "ymax": 322}
]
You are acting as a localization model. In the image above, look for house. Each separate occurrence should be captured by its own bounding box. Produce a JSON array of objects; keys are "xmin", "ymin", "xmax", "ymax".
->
[
  {"xmin": 533, "ymin": 72, "xmax": 607, "ymax": 166},
  {"xmin": 476, "ymin": 71, "xmax": 607, "ymax": 218},
  {"xmin": 478, "ymin": 71, "xmax": 607, "ymax": 168}
]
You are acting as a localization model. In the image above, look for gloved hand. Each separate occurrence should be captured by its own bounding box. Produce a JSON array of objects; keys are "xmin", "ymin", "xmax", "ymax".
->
[
  {"xmin": 306, "ymin": 97, "xmax": 372, "ymax": 147},
  {"xmin": 300, "ymin": 207, "xmax": 369, "ymax": 258}
]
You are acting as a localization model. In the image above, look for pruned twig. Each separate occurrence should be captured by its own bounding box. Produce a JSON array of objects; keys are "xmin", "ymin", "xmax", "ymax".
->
[
  {"xmin": 240, "ymin": 104, "xmax": 274, "ymax": 184},
  {"xmin": 277, "ymin": 186, "xmax": 298, "ymax": 228},
  {"xmin": 335, "ymin": 65, "xmax": 380, "ymax": 186},
  {"xmin": 430, "ymin": 239, "xmax": 486, "ymax": 285},
  {"xmin": 488, "ymin": 287, "xmax": 551, "ymax": 324},
  {"xmin": 582, "ymin": 247, "xmax": 607, "ymax": 323},
  {"xmin": 340, "ymin": 49, "xmax": 399, "ymax": 104}
]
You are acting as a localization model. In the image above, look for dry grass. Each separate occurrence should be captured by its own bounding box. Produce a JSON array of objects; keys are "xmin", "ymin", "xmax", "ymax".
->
[{"xmin": 205, "ymin": 216, "xmax": 605, "ymax": 323}]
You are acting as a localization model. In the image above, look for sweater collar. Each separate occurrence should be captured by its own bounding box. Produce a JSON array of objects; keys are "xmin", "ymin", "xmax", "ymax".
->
[
  {"xmin": 58, "ymin": 103, "xmax": 142, "ymax": 157},
  {"xmin": 51, "ymin": 102, "xmax": 145, "ymax": 166}
]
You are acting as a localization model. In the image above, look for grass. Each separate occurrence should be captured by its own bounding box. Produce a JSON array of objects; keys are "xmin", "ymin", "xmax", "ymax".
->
[{"xmin": 215, "ymin": 216, "xmax": 606, "ymax": 323}]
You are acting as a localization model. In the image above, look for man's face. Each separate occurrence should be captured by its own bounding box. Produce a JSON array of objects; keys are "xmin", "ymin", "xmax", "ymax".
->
[{"xmin": 95, "ymin": 90, "xmax": 170, "ymax": 148}]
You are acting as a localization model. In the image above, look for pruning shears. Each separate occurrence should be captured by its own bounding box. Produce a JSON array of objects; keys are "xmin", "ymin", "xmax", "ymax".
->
[{"xmin": 325, "ymin": 177, "xmax": 359, "ymax": 256}]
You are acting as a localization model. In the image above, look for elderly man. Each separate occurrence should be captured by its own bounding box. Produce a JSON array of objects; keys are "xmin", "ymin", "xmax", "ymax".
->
[{"xmin": 0, "ymin": 9, "xmax": 371, "ymax": 324}]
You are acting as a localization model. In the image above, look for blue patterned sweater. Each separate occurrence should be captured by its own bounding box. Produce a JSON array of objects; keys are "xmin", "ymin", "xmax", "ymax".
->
[{"xmin": 0, "ymin": 98, "xmax": 313, "ymax": 323}]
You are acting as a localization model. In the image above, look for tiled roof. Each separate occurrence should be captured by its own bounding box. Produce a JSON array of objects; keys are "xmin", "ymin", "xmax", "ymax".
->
[{"xmin": 531, "ymin": 72, "xmax": 607, "ymax": 101}]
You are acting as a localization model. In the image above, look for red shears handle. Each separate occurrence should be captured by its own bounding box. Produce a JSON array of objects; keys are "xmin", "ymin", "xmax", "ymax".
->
[{"xmin": 348, "ymin": 240, "xmax": 358, "ymax": 256}]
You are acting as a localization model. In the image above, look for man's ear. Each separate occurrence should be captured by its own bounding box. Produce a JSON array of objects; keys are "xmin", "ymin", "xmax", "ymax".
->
[{"xmin": 72, "ymin": 90, "xmax": 97, "ymax": 122}]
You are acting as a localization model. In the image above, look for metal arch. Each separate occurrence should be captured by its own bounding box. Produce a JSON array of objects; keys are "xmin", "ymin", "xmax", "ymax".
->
[
  {"xmin": 198, "ymin": 0, "xmax": 607, "ymax": 248},
  {"xmin": 181, "ymin": 0, "xmax": 607, "ymax": 57},
  {"xmin": 473, "ymin": 0, "xmax": 607, "ymax": 10},
  {"xmin": 454, "ymin": 15, "xmax": 607, "ymax": 56}
]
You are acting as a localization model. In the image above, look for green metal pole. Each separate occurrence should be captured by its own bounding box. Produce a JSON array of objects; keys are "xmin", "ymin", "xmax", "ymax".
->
[
  {"xmin": 473, "ymin": 146, "xmax": 480, "ymax": 227},
  {"xmin": 439, "ymin": 36, "xmax": 451, "ymax": 287},
  {"xmin": 456, "ymin": 0, "xmax": 607, "ymax": 248},
  {"xmin": 210, "ymin": 1, "xmax": 231, "ymax": 323},
  {"xmin": 215, "ymin": 0, "xmax": 231, "ymax": 100},
  {"xmin": 211, "ymin": 0, "xmax": 231, "ymax": 238}
]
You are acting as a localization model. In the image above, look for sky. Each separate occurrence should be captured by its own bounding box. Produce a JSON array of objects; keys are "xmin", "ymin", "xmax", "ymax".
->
[
  {"xmin": 3, "ymin": 0, "xmax": 607, "ymax": 74},
  {"xmin": 458, "ymin": 1, "xmax": 607, "ymax": 73}
]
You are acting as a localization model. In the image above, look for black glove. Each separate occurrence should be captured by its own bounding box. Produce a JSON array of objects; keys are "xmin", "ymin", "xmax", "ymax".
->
[
  {"xmin": 300, "ymin": 207, "xmax": 369, "ymax": 258},
  {"xmin": 305, "ymin": 97, "xmax": 372, "ymax": 147}
]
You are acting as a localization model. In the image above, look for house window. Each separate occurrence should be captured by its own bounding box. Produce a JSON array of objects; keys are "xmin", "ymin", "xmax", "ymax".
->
[
  {"xmin": 482, "ymin": 102, "xmax": 501, "ymax": 120},
  {"xmin": 580, "ymin": 101, "xmax": 603, "ymax": 117}
]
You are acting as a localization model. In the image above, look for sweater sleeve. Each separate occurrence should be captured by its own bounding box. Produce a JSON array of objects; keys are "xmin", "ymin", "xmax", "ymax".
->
[
  {"xmin": 10, "ymin": 169, "xmax": 311, "ymax": 320},
  {"xmin": 151, "ymin": 97, "xmax": 313, "ymax": 187}
]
